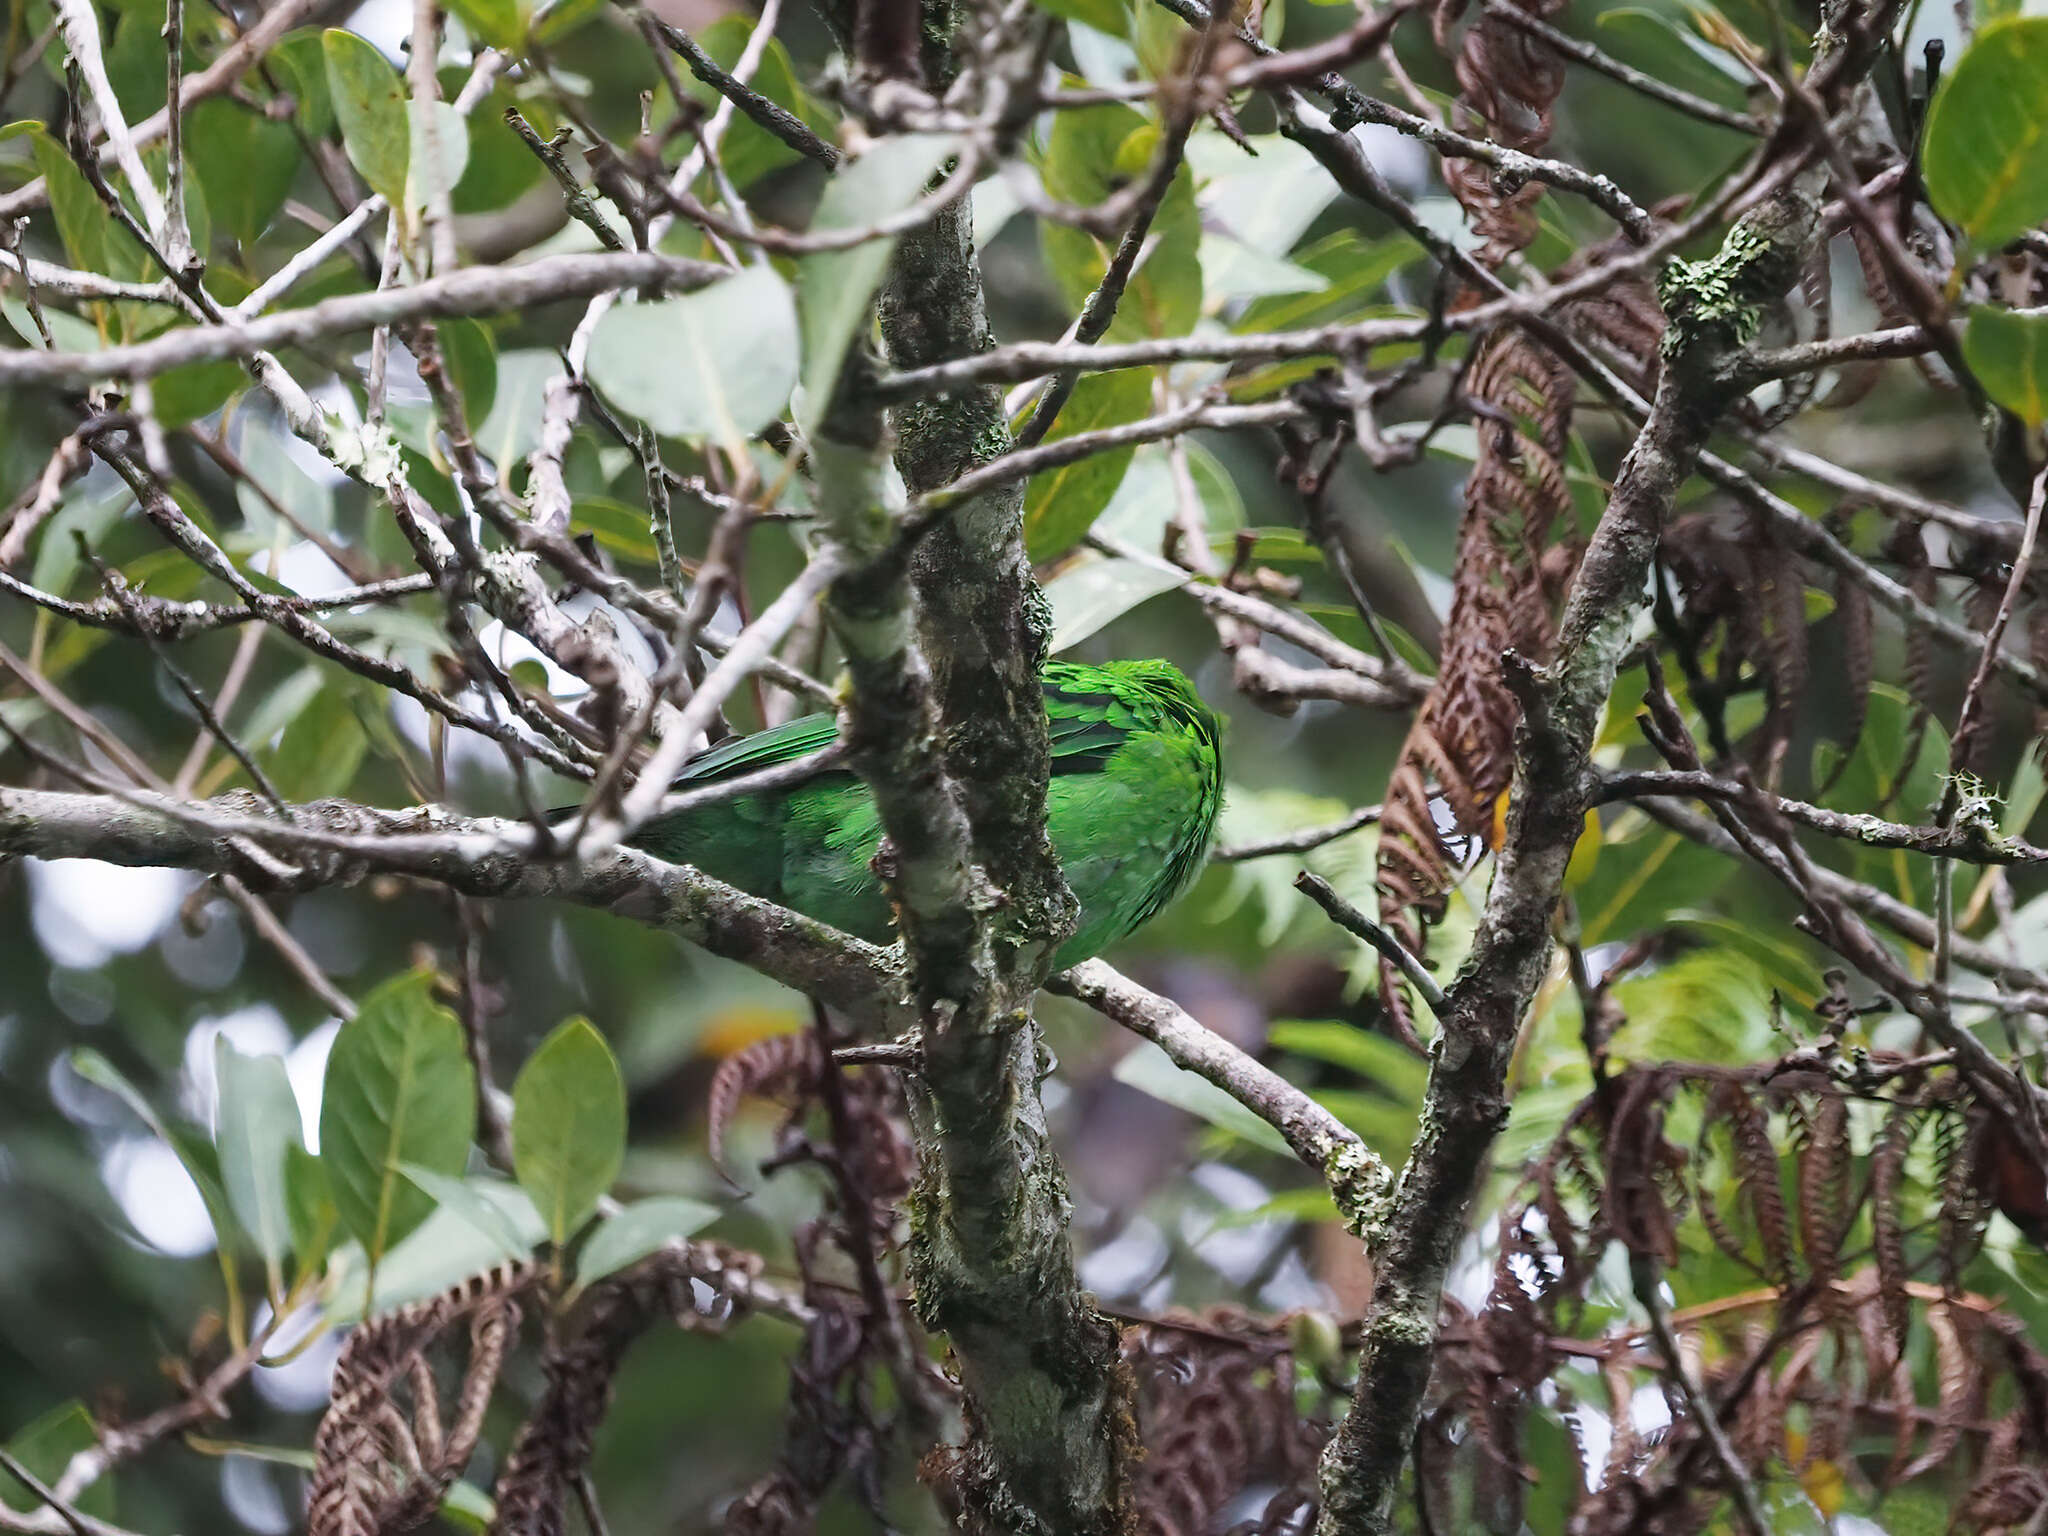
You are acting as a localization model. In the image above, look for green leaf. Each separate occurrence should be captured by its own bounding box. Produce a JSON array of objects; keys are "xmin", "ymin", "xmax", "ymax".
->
[
  {"xmin": 1592, "ymin": 8, "xmax": 1752, "ymax": 112},
  {"xmin": 236, "ymin": 665, "xmax": 326, "ymax": 753},
  {"xmin": 1040, "ymin": 105, "xmax": 1201, "ymax": 340},
  {"xmin": 271, "ymin": 31, "xmax": 336, "ymax": 138},
  {"xmin": 446, "ymin": 0, "xmax": 522, "ymax": 50},
  {"xmin": 449, "ymin": 83, "xmax": 546, "ymax": 213},
  {"xmin": 2, "ymin": 1402, "xmax": 113, "ymax": 1519},
  {"xmin": 1269, "ymin": 1021, "xmax": 1429, "ymax": 1164},
  {"xmin": 1963, "ymin": 304, "xmax": 2048, "ymax": 428},
  {"xmin": 70, "ymin": 1048, "xmax": 240, "ymax": 1253},
  {"xmin": 1572, "ymin": 816, "xmax": 1734, "ymax": 945},
  {"xmin": 571, "ymin": 495, "xmax": 659, "ymax": 563},
  {"xmin": 1044, "ymin": 553, "xmax": 1182, "ymax": 652},
  {"xmin": 676, "ymin": 17, "xmax": 827, "ymax": 189},
  {"xmin": 511, "ymin": 1018, "xmax": 626, "ymax": 1245},
  {"xmin": 319, "ymin": 970, "xmax": 478, "ymax": 1266},
  {"xmin": 795, "ymin": 134, "xmax": 959, "ymax": 428},
  {"xmin": 214, "ymin": 1040, "xmax": 303, "ymax": 1287},
  {"xmin": 1093, "ymin": 438, "xmax": 1243, "ymax": 549},
  {"xmin": 1111, "ymin": 1042, "xmax": 1291, "ymax": 1155},
  {"xmin": 186, "ymin": 99, "xmax": 301, "ymax": 246},
  {"xmin": 321, "ymin": 1185, "xmax": 544, "ymax": 1322},
  {"xmin": 1188, "ymin": 132, "xmax": 1341, "ymax": 260},
  {"xmin": 234, "ymin": 408, "xmax": 335, "ymax": 537},
  {"xmin": 31, "ymin": 129, "xmax": 116, "ymax": 276},
  {"xmin": 530, "ymin": 0, "xmax": 603, "ymax": 44},
  {"xmin": 438, "ymin": 316, "xmax": 498, "ymax": 425},
  {"xmin": 285, "ymin": 1141, "xmax": 338, "ymax": 1279},
  {"xmin": 1235, "ymin": 230, "xmax": 1423, "ymax": 333},
  {"xmin": 588, "ymin": 266, "xmax": 798, "ymax": 454},
  {"xmin": 575, "ymin": 1195, "xmax": 720, "ymax": 1286},
  {"xmin": 1021, "ymin": 367, "xmax": 1155, "ymax": 561},
  {"xmin": 406, "ymin": 99, "xmax": 469, "ymax": 215},
  {"xmin": 1923, "ymin": 17, "xmax": 2048, "ymax": 251},
  {"xmin": 398, "ymin": 1165, "xmax": 534, "ymax": 1260},
  {"xmin": 1032, "ymin": 0, "xmax": 1130, "ymax": 35},
  {"xmin": 1269, "ymin": 1019, "xmax": 1427, "ymax": 1086},
  {"xmin": 323, "ymin": 29, "xmax": 409, "ymax": 205},
  {"xmin": 266, "ymin": 686, "xmax": 368, "ymax": 800},
  {"xmin": 153, "ymin": 359, "xmax": 245, "ymax": 429}
]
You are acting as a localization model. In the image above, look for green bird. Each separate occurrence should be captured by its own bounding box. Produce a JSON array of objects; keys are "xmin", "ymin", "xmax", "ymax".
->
[{"xmin": 619, "ymin": 659, "xmax": 1224, "ymax": 970}]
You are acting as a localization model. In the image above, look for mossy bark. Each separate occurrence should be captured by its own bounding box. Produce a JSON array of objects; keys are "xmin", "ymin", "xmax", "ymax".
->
[{"xmin": 1315, "ymin": 175, "xmax": 1829, "ymax": 1536}]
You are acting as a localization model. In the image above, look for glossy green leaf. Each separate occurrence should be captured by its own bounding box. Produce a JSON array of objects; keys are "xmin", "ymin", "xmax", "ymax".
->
[
  {"xmin": 1593, "ymin": 8, "xmax": 1752, "ymax": 112},
  {"xmin": 236, "ymin": 665, "xmax": 326, "ymax": 755},
  {"xmin": 399, "ymin": 1165, "xmax": 534, "ymax": 1260},
  {"xmin": 186, "ymin": 99, "xmax": 301, "ymax": 246},
  {"xmin": 1235, "ymin": 230, "xmax": 1423, "ymax": 333},
  {"xmin": 266, "ymin": 687, "xmax": 368, "ymax": 800},
  {"xmin": 319, "ymin": 970, "xmax": 477, "ymax": 1266},
  {"xmin": 1094, "ymin": 439, "xmax": 1243, "ymax": 549},
  {"xmin": 214, "ymin": 1040, "xmax": 302, "ymax": 1287},
  {"xmin": 795, "ymin": 133, "xmax": 958, "ymax": 427},
  {"xmin": 1923, "ymin": 17, "xmax": 2048, "ymax": 251},
  {"xmin": 323, "ymin": 29, "xmax": 409, "ymax": 205},
  {"xmin": 511, "ymin": 1017, "xmax": 626, "ymax": 1245},
  {"xmin": 449, "ymin": 83, "xmax": 546, "ymax": 213},
  {"xmin": 234, "ymin": 408, "xmax": 335, "ymax": 536},
  {"xmin": 1963, "ymin": 304, "xmax": 2048, "ymax": 427},
  {"xmin": 322, "ymin": 1184, "xmax": 544, "ymax": 1322},
  {"xmin": 31, "ymin": 130, "xmax": 118, "ymax": 276},
  {"xmin": 531, "ymin": 0, "xmax": 603, "ymax": 44},
  {"xmin": 2, "ymin": 1402, "xmax": 112, "ymax": 1519},
  {"xmin": 1021, "ymin": 367, "xmax": 1155, "ymax": 561},
  {"xmin": 1044, "ymin": 554, "xmax": 1182, "ymax": 652},
  {"xmin": 575, "ymin": 1195, "xmax": 720, "ymax": 1286},
  {"xmin": 589, "ymin": 266, "xmax": 798, "ymax": 453}
]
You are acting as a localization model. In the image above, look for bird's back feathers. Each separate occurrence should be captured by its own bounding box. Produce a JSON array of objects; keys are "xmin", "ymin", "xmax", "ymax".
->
[{"xmin": 610, "ymin": 659, "xmax": 1223, "ymax": 968}]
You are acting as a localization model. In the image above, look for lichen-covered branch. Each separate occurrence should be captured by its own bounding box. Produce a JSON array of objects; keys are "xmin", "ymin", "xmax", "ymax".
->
[
  {"xmin": 1314, "ymin": 167, "xmax": 1831, "ymax": 1536},
  {"xmin": 795, "ymin": 10, "xmax": 1134, "ymax": 1528},
  {"xmin": 0, "ymin": 784, "xmax": 907, "ymax": 1027},
  {"xmin": 1050, "ymin": 960, "xmax": 1391, "ymax": 1228}
]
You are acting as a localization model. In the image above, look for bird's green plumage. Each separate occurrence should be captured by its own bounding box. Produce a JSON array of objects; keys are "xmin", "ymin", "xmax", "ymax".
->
[{"xmin": 626, "ymin": 659, "xmax": 1224, "ymax": 969}]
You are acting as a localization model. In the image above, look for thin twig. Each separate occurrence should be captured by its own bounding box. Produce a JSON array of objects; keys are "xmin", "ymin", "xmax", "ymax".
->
[
  {"xmin": 1294, "ymin": 871, "xmax": 1446, "ymax": 1014},
  {"xmin": 1215, "ymin": 804, "xmax": 1384, "ymax": 861}
]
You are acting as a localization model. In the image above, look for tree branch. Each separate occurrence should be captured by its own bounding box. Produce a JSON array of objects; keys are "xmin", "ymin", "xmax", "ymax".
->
[
  {"xmin": 1315, "ymin": 159, "xmax": 1832, "ymax": 1535},
  {"xmin": 0, "ymin": 785, "xmax": 908, "ymax": 1027}
]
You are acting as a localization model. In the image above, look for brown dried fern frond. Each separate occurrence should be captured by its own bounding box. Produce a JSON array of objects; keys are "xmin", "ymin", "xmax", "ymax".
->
[
  {"xmin": 1431, "ymin": 0, "xmax": 1570, "ymax": 266},
  {"xmin": 707, "ymin": 1030, "xmax": 822, "ymax": 1173},
  {"xmin": 1663, "ymin": 509, "xmax": 1813, "ymax": 784},
  {"xmin": 491, "ymin": 1243, "xmax": 764, "ymax": 1536},
  {"xmin": 308, "ymin": 1262, "xmax": 541, "ymax": 1536},
  {"xmin": 1374, "ymin": 325, "xmax": 1577, "ymax": 1036},
  {"xmin": 1124, "ymin": 1308, "xmax": 1322, "ymax": 1536}
]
